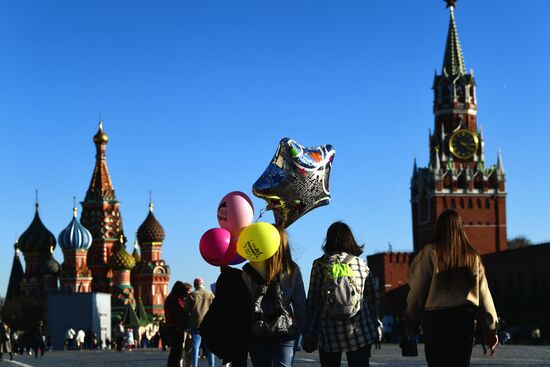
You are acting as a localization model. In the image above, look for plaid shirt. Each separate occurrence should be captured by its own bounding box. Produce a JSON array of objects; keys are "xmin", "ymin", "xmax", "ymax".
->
[{"xmin": 305, "ymin": 252, "xmax": 379, "ymax": 352}]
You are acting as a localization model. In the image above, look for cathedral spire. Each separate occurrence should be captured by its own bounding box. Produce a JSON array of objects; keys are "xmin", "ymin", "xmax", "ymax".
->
[
  {"xmin": 85, "ymin": 119, "xmax": 116, "ymax": 202},
  {"xmin": 442, "ymin": 0, "xmax": 466, "ymax": 76}
]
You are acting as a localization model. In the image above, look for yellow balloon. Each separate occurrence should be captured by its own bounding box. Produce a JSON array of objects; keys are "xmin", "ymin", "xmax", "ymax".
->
[{"xmin": 237, "ymin": 222, "xmax": 280, "ymax": 261}]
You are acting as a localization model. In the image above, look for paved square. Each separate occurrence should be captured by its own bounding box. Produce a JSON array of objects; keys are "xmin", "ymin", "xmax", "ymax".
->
[{"xmin": 2, "ymin": 344, "xmax": 549, "ymax": 367}]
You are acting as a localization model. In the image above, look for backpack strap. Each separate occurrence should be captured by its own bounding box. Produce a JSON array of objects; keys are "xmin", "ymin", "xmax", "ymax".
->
[
  {"xmin": 342, "ymin": 254, "xmax": 356, "ymax": 265},
  {"xmin": 243, "ymin": 263, "xmax": 267, "ymax": 286}
]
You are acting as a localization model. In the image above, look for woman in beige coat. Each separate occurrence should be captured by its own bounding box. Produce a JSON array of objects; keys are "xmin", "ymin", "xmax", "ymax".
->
[{"xmin": 405, "ymin": 209, "xmax": 498, "ymax": 367}]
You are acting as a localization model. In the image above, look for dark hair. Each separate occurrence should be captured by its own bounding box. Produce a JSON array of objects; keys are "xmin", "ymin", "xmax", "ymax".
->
[
  {"xmin": 322, "ymin": 221, "xmax": 364, "ymax": 256},
  {"xmin": 432, "ymin": 209, "xmax": 479, "ymax": 291}
]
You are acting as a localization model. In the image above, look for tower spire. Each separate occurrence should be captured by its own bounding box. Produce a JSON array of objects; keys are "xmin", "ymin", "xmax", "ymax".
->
[
  {"xmin": 497, "ymin": 148, "xmax": 505, "ymax": 175},
  {"xmin": 149, "ymin": 190, "xmax": 153, "ymax": 212},
  {"xmin": 35, "ymin": 189, "xmax": 39, "ymax": 212},
  {"xmin": 442, "ymin": 0, "xmax": 466, "ymax": 76}
]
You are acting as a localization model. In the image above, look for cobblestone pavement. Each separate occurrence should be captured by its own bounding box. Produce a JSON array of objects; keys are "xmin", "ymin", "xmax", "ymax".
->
[{"xmin": 2, "ymin": 344, "xmax": 549, "ymax": 367}]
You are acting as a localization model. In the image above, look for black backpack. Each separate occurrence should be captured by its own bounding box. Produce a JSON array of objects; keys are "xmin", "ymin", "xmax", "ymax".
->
[{"xmin": 244, "ymin": 263, "xmax": 296, "ymax": 342}]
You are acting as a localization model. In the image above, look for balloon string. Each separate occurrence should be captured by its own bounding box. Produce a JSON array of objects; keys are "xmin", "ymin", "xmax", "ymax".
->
[{"xmin": 255, "ymin": 208, "xmax": 266, "ymax": 223}]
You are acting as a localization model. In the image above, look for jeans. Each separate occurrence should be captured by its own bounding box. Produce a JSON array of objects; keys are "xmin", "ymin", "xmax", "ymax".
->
[
  {"xmin": 249, "ymin": 339, "xmax": 295, "ymax": 367},
  {"xmin": 191, "ymin": 328, "xmax": 214, "ymax": 367},
  {"xmin": 319, "ymin": 344, "xmax": 371, "ymax": 367}
]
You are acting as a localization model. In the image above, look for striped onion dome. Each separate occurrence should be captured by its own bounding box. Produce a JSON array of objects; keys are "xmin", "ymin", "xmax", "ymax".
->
[
  {"xmin": 137, "ymin": 202, "xmax": 165, "ymax": 244},
  {"xmin": 58, "ymin": 207, "xmax": 92, "ymax": 251},
  {"xmin": 109, "ymin": 236, "xmax": 136, "ymax": 271},
  {"xmin": 18, "ymin": 204, "xmax": 56, "ymax": 254}
]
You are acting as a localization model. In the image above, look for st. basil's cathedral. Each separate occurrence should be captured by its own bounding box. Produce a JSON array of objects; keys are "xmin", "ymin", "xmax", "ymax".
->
[{"xmin": 6, "ymin": 121, "xmax": 170, "ymax": 322}]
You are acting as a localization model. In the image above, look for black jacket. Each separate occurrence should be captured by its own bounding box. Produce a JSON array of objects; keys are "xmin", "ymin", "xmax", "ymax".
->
[{"xmin": 200, "ymin": 266, "xmax": 252, "ymax": 365}]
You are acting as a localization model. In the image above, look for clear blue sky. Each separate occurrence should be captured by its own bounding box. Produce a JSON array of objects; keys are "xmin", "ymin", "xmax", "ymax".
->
[{"xmin": 1, "ymin": 0, "xmax": 549, "ymax": 297}]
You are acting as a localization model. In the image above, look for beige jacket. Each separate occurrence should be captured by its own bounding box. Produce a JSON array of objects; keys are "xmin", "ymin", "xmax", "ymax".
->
[
  {"xmin": 405, "ymin": 244, "xmax": 498, "ymax": 332},
  {"xmin": 186, "ymin": 287, "xmax": 215, "ymax": 329}
]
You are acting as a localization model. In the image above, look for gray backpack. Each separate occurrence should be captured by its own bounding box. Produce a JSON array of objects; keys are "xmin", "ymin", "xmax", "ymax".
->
[{"xmin": 318, "ymin": 255, "xmax": 362, "ymax": 320}]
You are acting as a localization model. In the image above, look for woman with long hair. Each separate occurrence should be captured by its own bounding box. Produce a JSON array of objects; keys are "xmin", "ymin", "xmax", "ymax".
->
[
  {"xmin": 242, "ymin": 225, "xmax": 307, "ymax": 367},
  {"xmin": 302, "ymin": 221, "xmax": 379, "ymax": 367},
  {"xmin": 405, "ymin": 209, "xmax": 498, "ymax": 367}
]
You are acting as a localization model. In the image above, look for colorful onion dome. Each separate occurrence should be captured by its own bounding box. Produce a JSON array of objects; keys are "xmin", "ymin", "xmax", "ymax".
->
[
  {"xmin": 109, "ymin": 236, "xmax": 136, "ymax": 271},
  {"xmin": 41, "ymin": 255, "xmax": 60, "ymax": 275},
  {"xmin": 137, "ymin": 202, "xmax": 165, "ymax": 244},
  {"xmin": 58, "ymin": 206, "xmax": 92, "ymax": 251},
  {"xmin": 93, "ymin": 120, "xmax": 109, "ymax": 145},
  {"xmin": 18, "ymin": 204, "xmax": 56, "ymax": 254}
]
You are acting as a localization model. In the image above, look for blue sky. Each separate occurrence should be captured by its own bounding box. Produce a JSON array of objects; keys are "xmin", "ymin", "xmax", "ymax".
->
[{"xmin": 1, "ymin": 0, "xmax": 549, "ymax": 296}]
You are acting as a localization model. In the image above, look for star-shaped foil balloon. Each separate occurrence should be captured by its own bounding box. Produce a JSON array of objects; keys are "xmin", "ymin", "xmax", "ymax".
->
[{"xmin": 252, "ymin": 138, "xmax": 335, "ymax": 228}]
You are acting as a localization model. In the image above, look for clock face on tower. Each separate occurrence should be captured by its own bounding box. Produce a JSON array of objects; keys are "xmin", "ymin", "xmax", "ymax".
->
[{"xmin": 449, "ymin": 129, "xmax": 479, "ymax": 160}]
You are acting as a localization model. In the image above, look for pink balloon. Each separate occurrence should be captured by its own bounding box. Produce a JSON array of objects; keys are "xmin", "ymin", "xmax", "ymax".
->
[
  {"xmin": 219, "ymin": 236, "xmax": 238, "ymax": 266},
  {"xmin": 229, "ymin": 253, "xmax": 246, "ymax": 265},
  {"xmin": 199, "ymin": 228, "xmax": 231, "ymax": 266},
  {"xmin": 217, "ymin": 192, "xmax": 254, "ymax": 236}
]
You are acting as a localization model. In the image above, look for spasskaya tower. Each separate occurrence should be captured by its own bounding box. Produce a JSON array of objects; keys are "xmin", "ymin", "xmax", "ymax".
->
[{"xmin": 411, "ymin": 0, "xmax": 507, "ymax": 255}]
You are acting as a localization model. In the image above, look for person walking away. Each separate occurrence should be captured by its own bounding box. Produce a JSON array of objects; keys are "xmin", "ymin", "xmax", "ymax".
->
[
  {"xmin": 404, "ymin": 209, "xmax": 499, "ymax": 367},
  {"xmin": 124, "ymin": 328, "xmax": 135, "ymax": 351},
  {"xmin": 185, "ymin": 278, "xmax": 215, "ymax": 367},
  {"xmin": 165, "ymin": 281, "xmax": 192, "ymax": 367},
  {"xmin": 32, "ymin": 321, "xmax": 46, "ymax": 358},
  {"xmin": 76, "ymin": 329, "xmax": 85, "ymax": 350},
  {"xmin": 199, "ymin": 265, "xmax": 252, "ymax": 367},
  {"xmin": 65, "ymin": 328, "xmax": 76, "ymax": 350},
  {"xmin": 302, "ymin": 221, "xmax": 379, "ymax": 367},
  {"xmin": 114, "ymin": 321, "xmax": 124, "ymax": 351},
  {"xmin": 242, "ymin": 225, "xmax": 307, "ymax": 367},
  {"xmin": 0, "ymin": 322, "xmax": 14, "ymax": 361}
]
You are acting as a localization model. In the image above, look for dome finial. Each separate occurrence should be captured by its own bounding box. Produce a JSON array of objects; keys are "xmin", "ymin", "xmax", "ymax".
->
[
  {"xmin": 93, "ymin": 116, "xmax": 109, "ymax": 144},
  {"xmin": 35, "ymin": 189, "xmax": 39, "ymax": 212},
  {"xmin": 149, "ymin": 190, "xmax": 153, "ymax": 212},
  {"xmin": 445, "ymin": 0, "xmax": 457, "ymax": 9},
  {"xmin": 73, "ymin": 195, "xmax": 78, "ymax": 217}
]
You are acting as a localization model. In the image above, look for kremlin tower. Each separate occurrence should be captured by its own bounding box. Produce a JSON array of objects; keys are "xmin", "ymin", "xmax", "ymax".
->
[
  {"xmin": 58, "ymin": 200, "xmax": 93, "ymax": 293},
  {"xmin": 410, "ymin": 0, "xmax": 506, "ymax": 255},
  {"xmin": 80, "ymin": 120, "xmax": 124, "ymax": 292},
  {"xmin": 133, "ymin": 198, "xmax": 170, "ymax": 316}
]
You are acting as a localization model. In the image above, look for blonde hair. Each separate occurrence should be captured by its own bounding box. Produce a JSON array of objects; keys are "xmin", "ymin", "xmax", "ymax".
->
[
  {"xmin": 264, "ymin": 226, "xmax": 296, "ymax": 283},
  {"xmin": 433, "ymin": 209, "xmax": 480, "ymax": 290}
]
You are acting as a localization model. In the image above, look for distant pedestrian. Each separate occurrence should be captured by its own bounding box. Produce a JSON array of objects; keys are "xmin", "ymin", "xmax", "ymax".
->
[
  {"xmin": 76, "ymin": 329, "xmax": 85, "ymax": 350},
  {"xmin": 531, "ymin": 326, "xmax": 542, "ymax": 345},
  {"xmin": 125, "ymin": 328, "xmax": 135, "ymax": 351},
  {"xmin": 115, "ymin": 321, "xmax": 124, "ymax": 351},
  {"xmin": 65, "ymin": 328, "xmax": 76, "ymax": 350},
  {"xmin": 302, "ymin": 221, "xmax": 379, "ymax": 367},
  {"xmin": 32, "ymin": 321, "xmax": 46, "ymax": 358},
  {"xmin": 165, "ymin": 281, "xmax": 192, "ymax": 367},
  {"xmin": 405, "ymin": 209, "xmax": 499, "ymax": 367},
  {"xmin": 0, "ymin": 322, "xmax": 14, "ymax": 361},
  {"xmin": 185, "ymin": 278, "xmax": 215, "ymax": 367}
]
